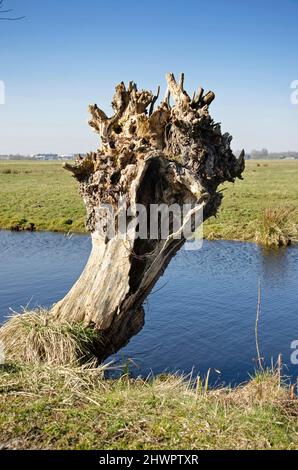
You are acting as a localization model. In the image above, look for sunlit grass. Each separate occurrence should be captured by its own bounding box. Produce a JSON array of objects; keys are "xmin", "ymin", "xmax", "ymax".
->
[
  {"xmin": 0, "ymin": 160, "xmax": 298, "ymax": 242},
  {"xmin": 204, "ymin": 160, "xmax": 298, "ymax": 242},
  {"xmin": 0, "ymin": 161, "xmax": 85, "ymax": 232},
  {"xmin": 0, "ymin": 364, "xmax": 297, "ymax": 450}
]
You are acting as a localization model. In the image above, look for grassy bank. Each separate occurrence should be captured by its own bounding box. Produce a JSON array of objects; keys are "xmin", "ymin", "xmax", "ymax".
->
[
  {"xmin": 0, "ymin": 364, "xmax": 297, "ymax": 450},
  {"xmin": 0, "ymin": 160, "xmax": 297, "ymax": 241}
]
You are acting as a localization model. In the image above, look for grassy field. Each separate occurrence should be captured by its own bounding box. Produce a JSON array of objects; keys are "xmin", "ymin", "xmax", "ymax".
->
[
  {"xmin": 0, "ymin": 161, "xmax": 85, "ymax": 233},
  {"xmin": 0, "ymin": 364, "xmax": 297, "ymax": 450},
  {"xmin": 0, "ymin": 160, "xmax": 297, "ymax": 241},
  {"xmin": 205, "ymin": 160, "xmax": 298, "ymax": 241}
]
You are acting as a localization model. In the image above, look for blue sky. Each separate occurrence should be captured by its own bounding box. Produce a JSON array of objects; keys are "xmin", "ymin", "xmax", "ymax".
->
[{"xmin": 0, "ymin": 0, "xmax": 297, "ymax": 154}]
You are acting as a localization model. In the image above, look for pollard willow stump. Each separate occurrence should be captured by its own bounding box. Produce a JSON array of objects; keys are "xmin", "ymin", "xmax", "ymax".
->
[{"xmin": 51, "ymin": 73, "xmax": 245, "ymax": 361}]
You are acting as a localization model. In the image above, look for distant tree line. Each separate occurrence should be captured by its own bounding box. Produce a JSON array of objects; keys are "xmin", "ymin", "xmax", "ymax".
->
[{"xmin": 249, "ymin": 149, "xmax": 298, "ymax": 160}]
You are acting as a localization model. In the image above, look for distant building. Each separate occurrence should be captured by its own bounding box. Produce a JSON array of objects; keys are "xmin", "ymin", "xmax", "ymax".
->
[
  {"xmin": 59, "ymin": 154, "xmax": 75, "ymax": 160},
  {"xmin": 32, "ymin": 154, "xmax": 59, "ymax": 161}
]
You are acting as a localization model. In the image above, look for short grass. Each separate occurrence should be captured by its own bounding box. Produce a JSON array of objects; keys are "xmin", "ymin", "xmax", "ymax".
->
[
  {"xmin": 0, "ymin": 160, "xmax": 298, "ymax": 241},
  {"xmin": 0, "ymin": 161, "xmax": 85, "ymax": 232},
  {"xmin": 205, "ymin": 160, "xmax": 298, "ymax": 241},
  {"xmin": 0, "ymin": 364, "xmax": 297, "ymax": 450}
]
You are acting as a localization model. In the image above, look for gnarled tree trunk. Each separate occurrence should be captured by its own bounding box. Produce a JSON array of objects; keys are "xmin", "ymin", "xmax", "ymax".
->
[{"xmin": 51, "ymin": 73, "xmax": 245, "ymax": 361}]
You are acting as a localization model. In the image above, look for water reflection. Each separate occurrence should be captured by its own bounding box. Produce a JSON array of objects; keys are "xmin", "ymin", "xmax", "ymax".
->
[{"xmin": 259, "ymin": 245, "xmax": 291, "ymax": 287}]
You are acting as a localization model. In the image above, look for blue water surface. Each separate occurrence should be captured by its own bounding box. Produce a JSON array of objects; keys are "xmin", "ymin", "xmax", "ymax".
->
[{"xmin": 0, "ymin": 230, "xmax": 297, "ymax": 385}]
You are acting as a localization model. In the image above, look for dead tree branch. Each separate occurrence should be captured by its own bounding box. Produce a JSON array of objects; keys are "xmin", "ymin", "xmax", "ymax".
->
[{"xmin": 0, "ymin": 0, "xmax": 25, "ymax": 20}]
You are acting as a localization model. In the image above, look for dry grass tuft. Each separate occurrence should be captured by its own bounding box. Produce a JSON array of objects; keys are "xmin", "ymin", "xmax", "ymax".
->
[
  {"xmin": 0, "ymin": 309, "xmax": 101, "ymax": 366},
  {"xmin": 255, "ymin": 206, "xmax": 297, "ymax": 246},
  {"xmin": 215, "ymin": 370, "xmax": 286, "ymax": 406}
]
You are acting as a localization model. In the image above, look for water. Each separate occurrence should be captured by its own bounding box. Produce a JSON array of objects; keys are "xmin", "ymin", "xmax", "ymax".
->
[{"xmin": 0, "ymin": 230, "xmax": 297, "ymax": 386}]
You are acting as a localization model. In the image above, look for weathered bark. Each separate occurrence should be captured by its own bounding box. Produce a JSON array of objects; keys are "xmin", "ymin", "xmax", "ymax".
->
[{"xmin": 51, "ymin": 73, "xmax": 245, "ymax": 361}]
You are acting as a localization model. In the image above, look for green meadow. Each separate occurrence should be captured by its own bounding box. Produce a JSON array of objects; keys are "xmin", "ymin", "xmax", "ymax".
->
[{"xmin": 0, "ymin": 159, "xmax": 297, "ymax": 241}]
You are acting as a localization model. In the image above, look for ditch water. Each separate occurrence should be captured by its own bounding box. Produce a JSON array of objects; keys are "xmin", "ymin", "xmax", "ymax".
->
[{"xmin": 0, "ymin": 230, "xmax": 297, "ymax": 386}]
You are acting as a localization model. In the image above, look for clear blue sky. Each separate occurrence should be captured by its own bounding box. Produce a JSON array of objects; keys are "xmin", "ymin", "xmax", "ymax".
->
[{"xmin": 0, "ymin": 0, "xmax": 297, "ymax": 154}]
